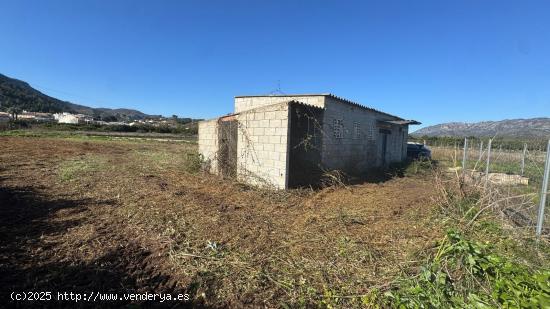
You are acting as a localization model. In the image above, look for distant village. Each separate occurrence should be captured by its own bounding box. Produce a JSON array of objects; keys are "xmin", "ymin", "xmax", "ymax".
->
[{"xmin": 0, "ymin": 110, "xmax": 186, "ymax": 128}]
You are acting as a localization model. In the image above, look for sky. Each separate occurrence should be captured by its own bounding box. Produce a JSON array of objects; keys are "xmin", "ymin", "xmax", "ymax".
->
[{"xmin": 1, "ymin": 0, "xmax": 549, "ymax": 130}]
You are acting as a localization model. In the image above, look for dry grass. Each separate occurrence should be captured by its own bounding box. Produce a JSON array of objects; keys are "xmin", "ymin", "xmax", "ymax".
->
[{"xmin": 0, "ymin": 136, "xmax": 445, "ymax": 307}]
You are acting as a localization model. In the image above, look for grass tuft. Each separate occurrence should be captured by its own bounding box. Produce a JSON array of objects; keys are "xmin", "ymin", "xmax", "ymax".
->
[
  {"xmin": 58, "ymin": 156, "xmax": 106, "ymax": 181},
  {"xmin": 385, "ymin": 230, "xmax": 550, "ymax": 308}
]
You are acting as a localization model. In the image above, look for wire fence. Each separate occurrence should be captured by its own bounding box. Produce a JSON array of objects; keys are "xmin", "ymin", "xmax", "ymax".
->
[{"xmin": 428, "ymin": 138, "xmax": 550, "ymax": 240}]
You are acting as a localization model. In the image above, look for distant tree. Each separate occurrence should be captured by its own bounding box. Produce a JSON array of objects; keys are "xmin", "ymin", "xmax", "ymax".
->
[
  {"xmin": 7, "ymin": 106, "xmax": 22, "ymax": 120},
  {"xmin": 178, "ymin": 117, "xmax": 193, "ymax": 124},
  {"xmin": 172, "ymin": 114, "xmax": 178, "ymax": 120},
  {"xmin": 92, "ymin": 110, "xmax": 102, "ymax": 121},
  {"xmin": 101, "ymin": 115, "xmax": 118, "ymax": 122}
]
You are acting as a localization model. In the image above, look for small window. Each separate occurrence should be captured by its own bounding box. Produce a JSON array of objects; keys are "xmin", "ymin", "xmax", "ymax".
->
[
  {"xmin": 366, "ymin": 123, "xmax": 375, "ymax": 141},
  {"xmin": 353, "ymin": 122, "xmax": 361, "ymax": 139},
  {"xmin": 333, "ymin": 118, "xmax": 344, "ymax": 139}
]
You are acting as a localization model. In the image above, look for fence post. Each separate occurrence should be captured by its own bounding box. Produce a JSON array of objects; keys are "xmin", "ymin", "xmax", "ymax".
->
[
  {"xmin": 536, "ymin": 139, "xmax": 550, "ymax": 239},
  {"xmin": 454, "ymin": 142, "xmax": 458, "ymax": 166},
  {"xmin": 478, "ymin": 140, "xmax": 484, "ymax": 163},
  {"xmin": 485, "ymin": 139, "xmax": 492, "ymax": 190},
  {"xmin": 521, "ymin": 143, "xmax": 527, "ymax": 176},
  {"xmin": 462, "ymin": 138, "xmax": 468, "ymax": 177}
]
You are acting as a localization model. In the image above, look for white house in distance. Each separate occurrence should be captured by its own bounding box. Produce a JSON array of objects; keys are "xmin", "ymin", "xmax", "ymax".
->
[
  {"xmin": 18, "ymin": 111, "xmax": 54, "ymax": 122},
  {"xmin": 0, "ymin": 111, "xmax": 54, "ymax": 122},
  {"xmin": 198, "ymin": 93, "xmax": 420, "ymax": 189},
  {"xmin": 54, "ymin": 112, "xmax": 93, "ymax": 124}
]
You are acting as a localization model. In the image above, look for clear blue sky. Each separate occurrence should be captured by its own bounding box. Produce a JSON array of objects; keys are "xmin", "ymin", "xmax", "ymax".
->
[{"xmin": 1, "ymin": 0, "xmax": 549, "ymax": 129}]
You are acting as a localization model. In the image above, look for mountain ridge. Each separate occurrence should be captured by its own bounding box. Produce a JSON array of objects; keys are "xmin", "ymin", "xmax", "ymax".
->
[
  {"xmin": 412, "ymin": 118, "xmax": 550, "ymax": 138},
  {"xmin": 0, "ymin": 73, "xmax": 158, "ymax": 121}
]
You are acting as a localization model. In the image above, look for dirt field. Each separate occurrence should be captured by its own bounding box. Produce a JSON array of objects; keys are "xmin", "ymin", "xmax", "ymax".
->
[{"xmin": 0, "ymin": 136, "xmax": 442, "ymax": 307}]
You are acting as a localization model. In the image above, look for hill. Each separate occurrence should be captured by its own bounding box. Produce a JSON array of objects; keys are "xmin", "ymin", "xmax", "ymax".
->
[
  {"xmin": 412, "ymin": 118, "xmax": 550, "ymax": 138},
  {"xmin": 0, "ymin": 73, "xmax": 157, "ymax": 121}
]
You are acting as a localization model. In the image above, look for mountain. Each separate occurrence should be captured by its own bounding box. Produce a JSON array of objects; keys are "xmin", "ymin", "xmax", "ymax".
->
[
  {"xmin": 412, "ymin": 118, "xmax": 550, "ymax": 138},
  {"xmin": 0, "ymin": 73, "xmax": 157, "ymax": 121}
]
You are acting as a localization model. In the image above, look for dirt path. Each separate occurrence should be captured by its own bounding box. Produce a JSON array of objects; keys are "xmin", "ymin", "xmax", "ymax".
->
[{"xmin": 0, "ymin": 137, "xmax": 441, "ymax": 308}]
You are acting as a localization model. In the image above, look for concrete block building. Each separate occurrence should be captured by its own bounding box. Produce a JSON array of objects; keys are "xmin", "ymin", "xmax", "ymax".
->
[{"xmin": 198, "ymin": 94, "xmax": 419, "ymax": 189}]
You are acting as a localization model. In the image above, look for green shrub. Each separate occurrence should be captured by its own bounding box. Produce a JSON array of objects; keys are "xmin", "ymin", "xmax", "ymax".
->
[
  {"xmin": 184, "ymin": 152, "xmax": 203, "ymax": 174},
  {"xmin": 385, "ymin": 230, "xmax": 550, "ymax": 308},
  {"xmin": 404, "ymin": 159, "xmax": 433, "ymax": 176}
]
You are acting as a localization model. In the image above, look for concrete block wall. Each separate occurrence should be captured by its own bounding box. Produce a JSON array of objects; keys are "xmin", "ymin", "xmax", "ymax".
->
[
  {"xmin": 198, "ymin": 119, "xmax": 219, "ymax": 174},
  {"xmin": 235, "ymin": 102, "xmax": 290, "ymax": 189},
  {"xmin": 235, "ymin": 95, "xmax": 325, "ymax": 113},
  {"xmin": 321, "ymin": 96, "xmax": 407, "ymax": 173},
  {"xmin": 199, "ymin": 94, "xmax": 411, "ymax": 189},
  {"xmin": 321, "ymin": 98, "xmax": 377, "ymax": 171}
]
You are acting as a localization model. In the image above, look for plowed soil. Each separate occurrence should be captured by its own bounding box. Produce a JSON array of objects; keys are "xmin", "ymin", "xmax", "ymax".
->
[{"xmin": 0, "ymin": 136, "xmax": 442, "ymax": 308}]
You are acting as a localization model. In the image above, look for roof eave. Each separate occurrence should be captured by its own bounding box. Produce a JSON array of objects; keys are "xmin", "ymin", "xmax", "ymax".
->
[
  {"xmin": 235, "ymin": 93, "xmax": 330, "ymax": 98},
  {"xmin": 380, "ymin": 120, "xmax": 422, "ymax": 125},
  {"xmin": 234, "ymin": 93, "xmax": 412, "ymax": 121}
]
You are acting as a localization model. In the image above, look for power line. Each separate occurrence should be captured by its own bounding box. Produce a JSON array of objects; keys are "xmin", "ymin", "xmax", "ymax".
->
[{"xmin": 31, "ymin": 83, "xmax": 112, "ymax": 107}]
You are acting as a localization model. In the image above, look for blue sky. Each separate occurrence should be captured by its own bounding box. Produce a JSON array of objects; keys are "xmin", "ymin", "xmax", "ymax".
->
[{"xmin": 1, "ymin": 0, "xmax": 549, "ymax": 129}]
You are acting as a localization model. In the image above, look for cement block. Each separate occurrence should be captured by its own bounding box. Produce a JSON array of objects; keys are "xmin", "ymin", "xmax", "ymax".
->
[
  {"xmin": 264, "ymin": 112, "xmax": 276, "ymax": 120},
  {"xmin": 254, "ymin": 127, "xmax": 265, "ymax": 135},
  {"xmin": 254, "ymin": 112, "xmax": 265, "ymax": 120},
  {"xmin": 264, "ymin": 127, "xmax": 276, "ymax": 135},
  {"xmin": 269, "ymin": 119, "xmax": 282, "ymax": 127},
  {"xmin": 269, "ymin": 136, "xmax": 281, "ymax": 144},
  {"xmin": 259, "ymin": 119, "xmax": 270, "ymax": 128}
]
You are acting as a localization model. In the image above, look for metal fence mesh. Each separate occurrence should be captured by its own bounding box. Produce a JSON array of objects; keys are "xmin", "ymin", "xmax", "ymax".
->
[{"xmin": 429, "ymin": 138, "xmax": 550, "ymax": 239}]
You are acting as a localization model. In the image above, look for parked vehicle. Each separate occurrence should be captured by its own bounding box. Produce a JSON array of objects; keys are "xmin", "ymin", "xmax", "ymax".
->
[{"xmin": 407, "ymin": 142, "xmax": 432, "ymax": 159}]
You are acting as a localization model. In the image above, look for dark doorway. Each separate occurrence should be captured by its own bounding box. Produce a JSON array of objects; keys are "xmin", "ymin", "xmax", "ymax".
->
[
  {"xmin": 218, "ymin": 117, "xmax": 238, "ymax": 178},
  {"xmin": 288, "ymin": 103, "xmax": 324, "ymax": 188},
  {"xmin": 378, "ymin": 129, "xmax": 391, "ymax": 166},
  {"xmin": 381, "ymin": 133, "xmax": 387, "ymax": 166}
]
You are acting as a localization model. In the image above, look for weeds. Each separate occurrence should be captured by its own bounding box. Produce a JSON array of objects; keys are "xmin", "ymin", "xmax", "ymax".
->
[
  {"xmin": 132, "ymin": 147, "xmax": 202, "ymax": 174},
  {"xmin": 403, "ymin": 159, "xmax": 434, "ymax": 176},
  {"xmin": 184, "ymin": 152, "xmax": 203, "ymax": 173},
  {"xmin": 0, "ymin": 128, "xmax": 197, "ymax": 143},
  {"xmin": 373, "ymin": 157, "xmax": 550, "ymax": 308},
  {"xmin": 320, "ymin": 169, "xmax": 349, "ymax": 188},
  {"xmin": 385, "ymin": 230, "xmax": 550, "ymax": 308},
  {"xmin": 58, "ymin": 156, "xmax": 105, "ymax": 181},
  {"xmin": 9, "ymin": 136, "xmax": 549, "ymax": 308}
]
